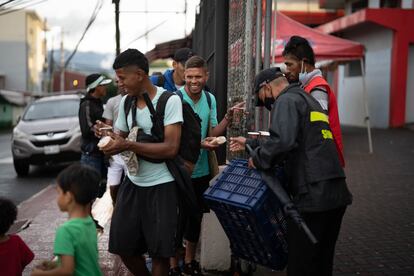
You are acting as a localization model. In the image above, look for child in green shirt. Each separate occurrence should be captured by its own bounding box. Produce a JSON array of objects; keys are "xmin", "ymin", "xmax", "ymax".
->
[{"xmin": 32, "ymin": 164, "xmax": 102, "ymax": 276}]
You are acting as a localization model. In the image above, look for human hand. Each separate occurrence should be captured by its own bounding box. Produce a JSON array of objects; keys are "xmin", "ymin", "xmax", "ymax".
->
[
  {"xmin": 94, "ymin": 120, "xmax": 113, "ymax": 138},
  {"xmin": 101, "ymin": 132, "xmax": 128, "ymax": 155},
  {"xmin": 201, "ymin": 137, "xmax": 220, "ymax": 150},
  {"xmin": 34, "ymin": 260, "xmax": 57, "ymax": 271},
  {"xmin": 248, "ymin": 157, "xmax": 256, "ymax": 169},
  {"xmin": 229, "ymin": 136, "xmax": 246, "ymax": 152},
  {"xmin": 226, "ymin": 101, "xmax": 246, "ymax": 118}
]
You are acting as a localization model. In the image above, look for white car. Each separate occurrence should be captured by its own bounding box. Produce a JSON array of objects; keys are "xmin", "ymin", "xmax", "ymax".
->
[{"xmin": 11, "ymin": 94, "xmax": 82, "ymax": 176}]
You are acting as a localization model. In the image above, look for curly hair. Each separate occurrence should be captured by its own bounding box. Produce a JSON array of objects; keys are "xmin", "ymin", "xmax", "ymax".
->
[
  {"xmin": 282, "ymin": 35, "xmax": 315, "ymax": 66},
  {"xmin": 0, "ymin": 197, "xmax": 17, "ymax": 235}
]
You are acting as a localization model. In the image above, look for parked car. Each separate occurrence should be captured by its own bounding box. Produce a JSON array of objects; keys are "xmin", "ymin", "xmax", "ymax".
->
[{"xmin": 11, "ymin": 94, "xmax": 82, "ymax": 176}]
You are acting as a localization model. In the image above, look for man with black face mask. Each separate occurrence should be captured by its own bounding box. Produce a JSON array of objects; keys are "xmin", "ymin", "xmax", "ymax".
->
[{"xmin": 230, "ymin": 67, "xmax": 352, "ymax": 276}]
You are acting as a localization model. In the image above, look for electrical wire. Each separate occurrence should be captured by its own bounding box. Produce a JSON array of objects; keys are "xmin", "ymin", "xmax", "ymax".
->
[
  {"xmin": 125, "ymin": 20, "xmax": 168, "ymax": 48},
  {"xmin": 64, "ymin": 0, "xmax": 103, "ymax": 68},
  {"xmin": 0, "ymin": 0, "xmax": 16, "ymax": 9},
  {"xmin": 0, "ymin": 0, "xmax": 47, "ymax": 16}
]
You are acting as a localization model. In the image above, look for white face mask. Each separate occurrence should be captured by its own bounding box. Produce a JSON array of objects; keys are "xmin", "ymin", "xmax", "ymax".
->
[{"xmin": 298, "ymin": 60, "xmax": 307, "ymax": 84}]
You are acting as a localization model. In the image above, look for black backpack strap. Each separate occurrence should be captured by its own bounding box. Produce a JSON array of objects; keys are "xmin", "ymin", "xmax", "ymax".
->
[
  {"xmin": 155, "ymin": 91, "xmax": 174, "ymax": 117},
  {"xmin": 175, "ymin": 89, "xmax": 211, "ymax": 110},
  {"xmin": 175, "ymin": 89, "xmax": 184, "ymax": 100},
  {"xmin": 204, "ymin": 90, "xmax": 212, "ymax": 110},
  {"xmin": 123, "ymin": 95, "xmax": 137, "ymax": 129},
  {"xmin": 142, "ymin": 91, "xmax": 174, "ymax": 141},
  {"xmin": 143, "ymin": 92, "xmax": 156, "ymax": 116}
]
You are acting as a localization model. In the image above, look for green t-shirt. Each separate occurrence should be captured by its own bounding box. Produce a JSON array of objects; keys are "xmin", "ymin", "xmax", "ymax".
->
[
  {"xmin": 178, "ymin": 87, "xmax": 218, "ymax": 178},
  {"xmin": 54, "ymin": 216, "xmax": 102, "ymax": 276}
]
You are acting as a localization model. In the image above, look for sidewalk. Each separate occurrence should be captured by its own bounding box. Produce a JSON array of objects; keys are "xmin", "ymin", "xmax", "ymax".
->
[
  {"xmin": 18, "ymin": 185, "xmax": 131, "ymax": 275},
  {"xmin": 15, "ymin": 127, "xmax": 414, "ymax": 275}
]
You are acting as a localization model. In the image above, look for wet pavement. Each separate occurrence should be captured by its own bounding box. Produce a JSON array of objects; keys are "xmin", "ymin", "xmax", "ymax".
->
[{"xmin": 13, "ymin": 127, "xmax": 414, "ymax": 275}]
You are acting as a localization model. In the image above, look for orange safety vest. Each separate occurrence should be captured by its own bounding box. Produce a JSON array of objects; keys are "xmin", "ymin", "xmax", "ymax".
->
[{"xmin": 303, "ymin": 76, "xmax": 345, "ymax": 167}]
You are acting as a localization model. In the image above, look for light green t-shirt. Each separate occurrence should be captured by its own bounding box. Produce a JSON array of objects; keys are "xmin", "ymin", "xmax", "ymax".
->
[
  {"xmin": 53, "ymin": 216, "xmax": 102, "ymax": 276},
  {"xmin": 178, "ymin": 87, "xmax": 218, "ymax": 178},
  {"xmin": 115, "ymin": 87, "xmax": 183, "ymax": 187}
]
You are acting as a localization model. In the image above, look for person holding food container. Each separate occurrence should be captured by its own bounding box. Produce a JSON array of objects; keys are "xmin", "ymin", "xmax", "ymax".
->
[
  {"xmin": 168, "ymin": 55, "xmax": 245, "ymax": 276},
  {"xmin": 78, "ymin": 73, "xmax": 112, "ymax": 232}
]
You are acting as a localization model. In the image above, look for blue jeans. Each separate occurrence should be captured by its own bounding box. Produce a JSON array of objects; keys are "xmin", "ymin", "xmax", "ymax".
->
[
  {"xmin": 81, "ymin": 153, "xmax": 107, "ymax": 198},
  {"xmin": 80, "ymin": 153, "xmax": 107, "ymax": 177}
]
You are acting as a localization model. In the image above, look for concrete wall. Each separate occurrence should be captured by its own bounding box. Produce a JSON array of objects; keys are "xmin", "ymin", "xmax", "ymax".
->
[
  {"xmin": 405, "ymin": 44, "xmax": 414, "ymax": 124},
  {"xmin": 337, "ymin": 23, "xmax": 392, "ymax": 128}
]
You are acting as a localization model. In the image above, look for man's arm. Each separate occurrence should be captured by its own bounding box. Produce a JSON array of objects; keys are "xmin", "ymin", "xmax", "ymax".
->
[
  {"xmin": 310, "ymin": 87, "xmax": 328, "ymax": 111},
  {"xmin": 252, "ymin": 96, "xmax": 300, "ymax": 170},
  {"xmin": 210, "ymin": 101, "xmax": 245, "ymax": 137},
  {"xmin": 103, "ymin": 122, "xmax": 181, "ymax": 158},
  {"xmin": 102, "ymin": 94, "xmax": 183, "ymax": 158},
  {"xmin": 79, "ymin": 101, "xmax": 96, "ymax": 139}
]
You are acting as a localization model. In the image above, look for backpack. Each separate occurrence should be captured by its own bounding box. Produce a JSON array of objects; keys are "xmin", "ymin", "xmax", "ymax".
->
[
  {"xmin": 175, "ymin": 89, "xmax": 212, "ymax": 110},
  {"xmin": 123, "ymin": 91, "xmax": 202, "ymax": 171}
]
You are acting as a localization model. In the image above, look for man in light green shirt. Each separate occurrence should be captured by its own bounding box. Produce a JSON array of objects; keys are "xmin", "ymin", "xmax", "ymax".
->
[
  {"xmin": 170, "ymin": 55, "xmax": 244, "ymax": 276},
  {"xmin": 96, "ymin": 49, "xmax": 183, "ymax": 276}
]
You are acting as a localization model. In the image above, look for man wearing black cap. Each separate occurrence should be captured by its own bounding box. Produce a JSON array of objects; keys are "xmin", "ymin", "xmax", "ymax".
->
[
  {"xmin": 150, "ymin": 47, "xmax": 195, "ymax": 91},
  {"xmin": 230, "ymin": 67, "xmax": 352, "ymax": 276}
]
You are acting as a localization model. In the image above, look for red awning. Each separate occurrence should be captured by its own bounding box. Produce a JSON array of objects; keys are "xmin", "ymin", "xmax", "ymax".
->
[{"xmin": 272, "ymin": 11, "xmax": 364, "ymax": 62}]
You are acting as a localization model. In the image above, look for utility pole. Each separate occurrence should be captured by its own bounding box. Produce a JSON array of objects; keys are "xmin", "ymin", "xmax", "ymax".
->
[
  {"xmin": 113, "ymin": 0, "xmax": 121, "ymax": 56},
  {"xmin": 60, "ymin": 28, "xmax": 65, "ymax": 92}
]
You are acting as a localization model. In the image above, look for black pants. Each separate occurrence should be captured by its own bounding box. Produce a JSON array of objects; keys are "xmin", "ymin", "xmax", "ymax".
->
[
  {"xmin": 183, "ymin": 175, "xmax": 211, "ymax": 243},
  {"xmin": 109, "ymin": 177, "xmax": 178, "ymax": 258},
  {"xmin": 287, "ymin": 206, "xmax": 347, "ymax": 276}
]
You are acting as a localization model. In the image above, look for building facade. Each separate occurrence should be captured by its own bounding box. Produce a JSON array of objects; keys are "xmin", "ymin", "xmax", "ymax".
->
[
  {"xmin": 0, "ymin": 10, "xmax": 47, "ymax": 93},
  {"xmin": 318, "ymin": 0, "xmax": 414, "ymax": 128}
]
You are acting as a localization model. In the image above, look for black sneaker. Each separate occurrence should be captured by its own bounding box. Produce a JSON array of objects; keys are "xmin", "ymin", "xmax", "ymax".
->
[
  {"xmin": 169, "ymin": 266, "xmax": 184, "ymax": 276},
  {"xmin": 183, "ymin": 260, "xmax": 203, "ymax": 276}
]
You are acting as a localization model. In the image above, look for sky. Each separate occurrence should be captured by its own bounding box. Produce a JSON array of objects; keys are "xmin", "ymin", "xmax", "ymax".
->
[{"xmin": 30, "ymin": 0, "xmax": 200, "ymax": 63}]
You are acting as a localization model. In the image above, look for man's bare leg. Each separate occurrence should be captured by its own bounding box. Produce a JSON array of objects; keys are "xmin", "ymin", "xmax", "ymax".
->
[
  {"xmin": 120, "ymin": 255, "xmax": 150, "ymax": 276},
  {"xmin": 152, "ymin": 257, "xmax": 169, "ymax": 276}
]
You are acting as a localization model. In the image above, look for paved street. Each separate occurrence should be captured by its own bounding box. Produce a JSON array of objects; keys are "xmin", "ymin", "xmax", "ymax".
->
[
  {"xmin": 6, "ymin": 127, "xmax": 414, "ymax": 275},
  {"xmin": 0, "ymin": 131, "xmax": 59, "ymax": 204}
]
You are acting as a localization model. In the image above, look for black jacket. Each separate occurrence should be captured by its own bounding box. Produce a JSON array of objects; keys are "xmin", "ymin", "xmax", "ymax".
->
[
  {"xmin": 78, "ymin": 94, "xmax": 104, "ymax": 156},
  {"xmin": 248, "ymin": 83, "xmax": 352, "ymax": 212}
]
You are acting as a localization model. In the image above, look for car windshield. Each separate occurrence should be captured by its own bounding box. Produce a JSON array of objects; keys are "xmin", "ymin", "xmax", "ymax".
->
[{"xmin": 23, "ymin": 99, "xmax": 79, "ymax": 121}]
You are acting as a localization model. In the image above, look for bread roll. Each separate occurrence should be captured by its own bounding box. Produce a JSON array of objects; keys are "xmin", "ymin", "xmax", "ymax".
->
[{"xmin": 98, "ymin": 136, "xmax": 113, "ymax": 149}]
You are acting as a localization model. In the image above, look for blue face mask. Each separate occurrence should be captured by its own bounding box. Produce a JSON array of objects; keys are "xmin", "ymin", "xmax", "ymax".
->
[{"xmin": 298, "ymin": 60, "xmax": 308, "ymax": 84}]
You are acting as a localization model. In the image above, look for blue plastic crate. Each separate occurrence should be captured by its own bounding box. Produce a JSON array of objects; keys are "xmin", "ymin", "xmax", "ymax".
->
[{"xmin": 204, "ymin": 159, "xmax": 288, "ymax": 270}]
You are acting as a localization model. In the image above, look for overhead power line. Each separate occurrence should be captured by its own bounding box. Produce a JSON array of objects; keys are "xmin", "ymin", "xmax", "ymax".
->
[
  {"xmin": 0, "ymin": 0, "xmax": 48, "ymax": 16},
  {"xmin": 64, "ymin": 0, "xmax": 103, "ymax": 68},
  {"xmin": 125, "ymin": 20, "xmax": 168, "ymax": 48},
  {"xmin": 0, "ymin": 0, "xmax": 16, "ymax": 8}
]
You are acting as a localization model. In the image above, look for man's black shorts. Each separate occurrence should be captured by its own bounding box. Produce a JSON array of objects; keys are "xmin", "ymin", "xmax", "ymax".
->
[{"xmin": 108, "ymin": 177, "xmax": 178, "ymax": 258}]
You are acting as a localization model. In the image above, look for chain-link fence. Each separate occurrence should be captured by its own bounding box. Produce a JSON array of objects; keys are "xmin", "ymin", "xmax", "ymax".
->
[{"xmin": 227, "ymin": 0, "xmax": 257, "ymax": 160}]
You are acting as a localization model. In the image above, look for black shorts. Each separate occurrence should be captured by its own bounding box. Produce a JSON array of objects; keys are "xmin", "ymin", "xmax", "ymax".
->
[
  {"xmin": 183, "ymin": 174, "xmax": 211, "ymax": 243},
  {"xmin": 108, "ymin": 177, "xmax": 178, "ymax": 258}
]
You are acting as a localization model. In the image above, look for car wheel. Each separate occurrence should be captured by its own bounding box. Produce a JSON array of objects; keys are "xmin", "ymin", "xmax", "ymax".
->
[{"xmin": 13, "ymin": 159, "xmax": 30, "ymax": 176}]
